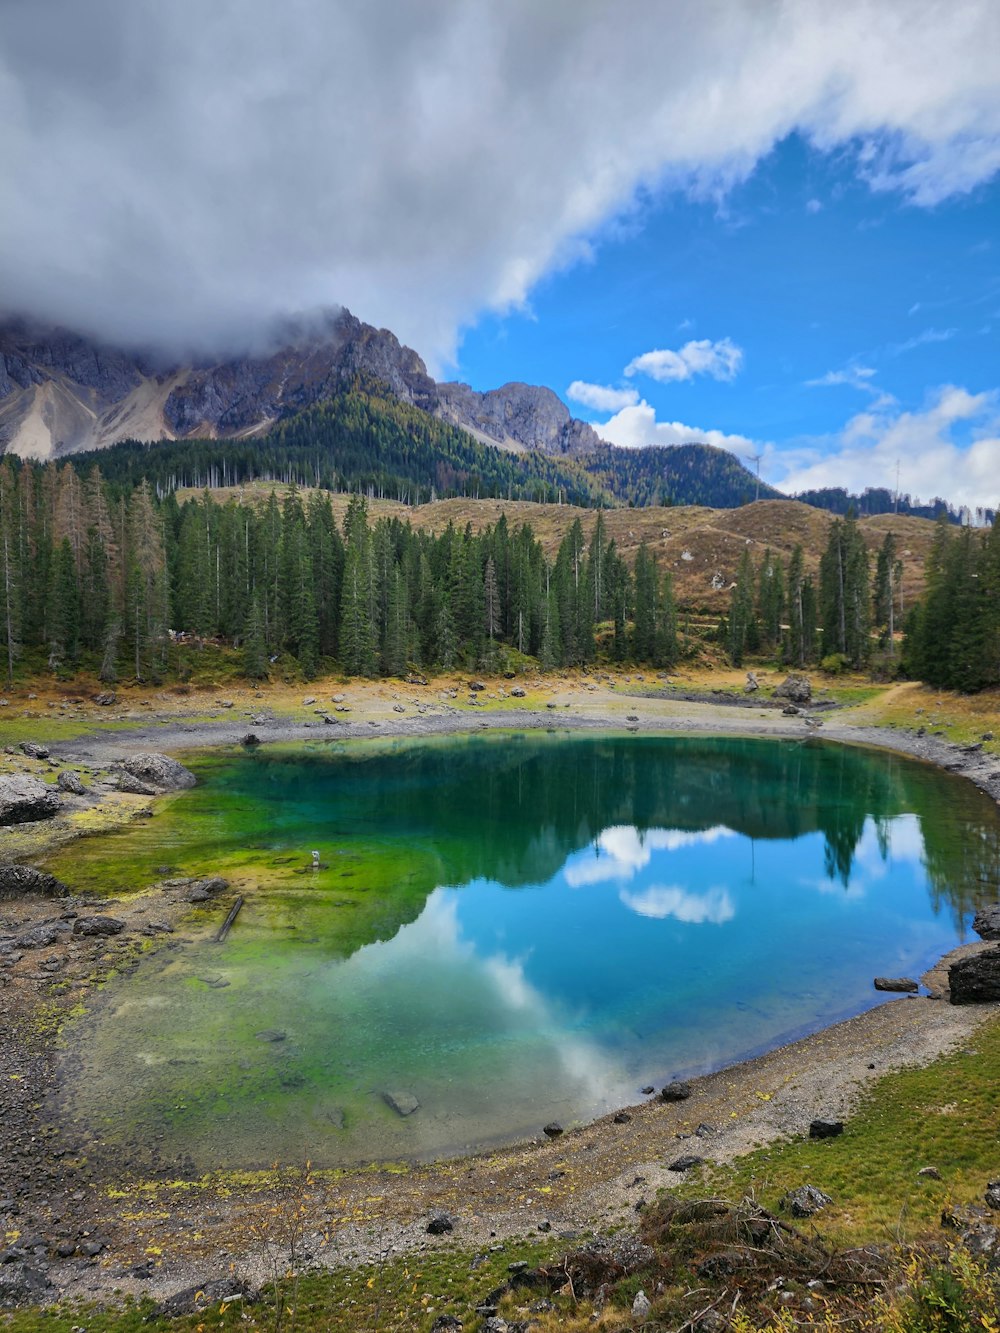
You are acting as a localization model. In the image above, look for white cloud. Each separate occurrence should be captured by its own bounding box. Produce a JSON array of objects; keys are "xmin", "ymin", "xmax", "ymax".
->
[
  {"xmin": 806, "ymin": 197, "xmax": 823, "ymax": 213},
  {"xmin": 807, "ymin": 364, "xmax": 878, "ymax": 391},
  {"xmin": 773, "ymin": 385, "xmax": 1000, "ymax": 511},
  {"xmin": 888, "ymin": 327, "xmax": 959, "ymax": 356},
  {"xmin": 565, "ymin": 825, "xmax": 736, "ymax": 887},
  {"xmin": 3, "ymin": 2, "xmax": 1000, "ymax": 362},
  {"xmin": 596, "ymin": 400, "xmax": 757, "ymax": 453},
  {"xmin": 620, "ymin": 884, "xmax": 735, "ymax": 925},
  {"xmin": 566, "ymin": 380, "xmax": 640, "ymax": 412},
  {"xmin": 626, "ymin": 338, "xmax": 744, "ymax": 384}
]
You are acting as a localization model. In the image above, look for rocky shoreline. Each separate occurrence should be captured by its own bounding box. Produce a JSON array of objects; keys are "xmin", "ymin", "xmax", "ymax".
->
[{"xmin": 1, "ymin": 684, "xmax": 1000, "ymax": 1312}]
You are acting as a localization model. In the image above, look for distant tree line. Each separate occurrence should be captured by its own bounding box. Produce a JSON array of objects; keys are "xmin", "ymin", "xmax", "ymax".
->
[
  {"xmin": 720, "ymin": 516, "xmax": 904, "ymax": 673},
  {"xmin": 0, "ymin": 458, "xmax": 681, "ymax": 685},
  {"xmin": 792, "ymin": 485, "xmax": 990, "ymax": 526},
  {"xmin": 904, "ymin": 517, "xmax": 1000, "ymax": 692}
]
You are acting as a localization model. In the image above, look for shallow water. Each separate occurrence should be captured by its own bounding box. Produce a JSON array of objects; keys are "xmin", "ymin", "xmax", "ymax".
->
[{"xmin": 53, "ymin": 732, "xmax": 1000, "ymax": 1170}]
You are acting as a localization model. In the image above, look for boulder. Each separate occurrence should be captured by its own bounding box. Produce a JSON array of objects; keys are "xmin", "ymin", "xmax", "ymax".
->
[
  {"xmin": 18, "ymin": 742, "xmax": 49, "ymax": 760},
  {"xmin": 660, "ymin": 1080, "xmax": 692, "ymax": 1102},
  {"xmin": 986, "ymin": 1182, "xmax": 1000, "ymax": 1211},
  {"xmin": 774, "ymin": 674, "xmax": 812, "ymax": 704},
  {"xmin": 426, "ymin": 1211, "xmax": 455, "ymax": 1235},
  {"xmin": 0, "ymin": 775, "xmax": 60, "ymax": 826},
  {"xmin": 542, "ymin": 1122, "xmax": 563, "ymax": 1138},
  {"xmin": 154, "ymin": 1277, "xmax": 253, "ymax": 1318},
  {"xmin": 72, "ymin": 915, "xmax": 125, "ymax": 938},
  {"xmin": 948, "ymin": 948, "xmax": 1000, "ymax": 1004},
  {"xmin": 972, "ymin": 904, "xmax": 1000, "ymax": 942},
  {"xmin": 468, "ymin": 680, "xmax": 485, "ymax": 692},
  {"xmin": 383, "ymin": 1090, "xmax": 419, "ymax": 1117},
  {"xmin": 118, "ymin": 753, "xmax": 196, "ymax": 792},
  {"xmin": 93, "ymin": 691, "xmax": 116, "ymax": 706},
  {"xmin": 874, "ymin": 977, "xmax": 919, "ymax": 992},
  {"xmin": 116, "ymin": 773, "xmax": 157, "ymax": 795},
  {"xmin": 0, "ymin": 865, "xmax": 69, "ymax": 899},
  {"xmin": 0, "ymin": 1261, "xmax": 51, "ymax": 1308},
  {"xmin": 632, "ymin": 1290, "xmax": 652, "ymax": 1319},
  {"xmin": 780, "ymin": 1185, "xmax": 833, "ymax": 1217},
  {"xmin": 809, "ymin": 1119, "xmax": 843, "ymax": 1139},
  {"xmin": 668, "ymin": 1154, "xmax": 706, "ymax": 1172},
  {"xmin": 56, "ymin": 770, "xmax": 85, "ymax": 795},
  {"xmin": 16, "ymin": 923, "xmax": 69, "ymax": 949},
  {"xmin": 510, "ymin": 686, "xmax": 526, "ymax": 698}
]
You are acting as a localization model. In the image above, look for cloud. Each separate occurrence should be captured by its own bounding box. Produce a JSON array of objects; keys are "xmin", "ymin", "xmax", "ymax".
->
[
  {"xmin": 596, "ymin": 401, "xmax": 757, "ymax": 453},
  {"xmin": 773, "ymin": 384, "xmax": 1000, "ymax": 511},
  {"xmin": 888, "ymin": 327, "xmax": 959, "ymax": 356},
  {"xmin": 2, "ymin": 1, "xmax": 1000, "ymax": 362},
  {"xmin": 565, "ymin": 825, "xmax": 736, "ymax": 887},
  {"xmin": 806, "ymin": 364, "xmax": 878, "ymax": 391},
  {"xmin": 626, "ymin": 338, "xmax": 744, "ymax": 384},
  {"xmin": 566, "ymin": 380, "xmax": 640, "ymax": 412},
  {"xmin": 619, "ymin": 884, "xmax": 735, "ymax": 925},
  {"xmin": 805, "ymin": 197, "xmax": 823, "ymax": 213}
]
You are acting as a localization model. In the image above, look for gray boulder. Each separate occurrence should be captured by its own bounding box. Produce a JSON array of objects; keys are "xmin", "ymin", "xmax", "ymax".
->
[
  {"xmin": 0, "ymin": 865, "xmax": 69, "ymax": 899},
  {"xmin": 972, "ymin": 904, "xmax": 1000, "ymax": 941},
  {"xmin": 73, "ymin": 915, "xmax": 125, "ymax": 938},
  {"xmin": 18, "ymin": 742, "xmax": 49, "ymax": 759},
  {"xmin": 774, "ymin": 674, "xmax": 812, "ymax": 704},
  {"xmin": 0, "ymin": 775, "xmax": 60, "ymax": 825},
  {"xmin": 383, "ymin": 1090, "xmax": 420, "ymax": 1117},
  {"xmin": 56, "ymin": 770, "xmax": 85, "ymax": 795},
  {"xmin": 874, "ymin": 977, "xmax": 919, "ymax": 992},
  {"xmin": 0, "ymin": 1260, "xmax": 51, "ymax": 1308},
  {"xmin": 116, "ymin": 773, "xmax": 157, "ymax": 795},
  {"xmin": 781, "ymin": 1185, "xmax": 833, "ymax": 1217},
  {"xmin": 949, "ymin": 948, "xmax": 1000, "ymax": 1004},
  {"xmin": 119, "ymin": 753, "xmax": 196, "ymax": 792}
]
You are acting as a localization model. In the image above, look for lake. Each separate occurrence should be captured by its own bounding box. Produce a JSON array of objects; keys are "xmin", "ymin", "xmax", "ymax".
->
[{"xmin": 51, "ymin": 732, "xmax": 1000, "ymax": 1171}]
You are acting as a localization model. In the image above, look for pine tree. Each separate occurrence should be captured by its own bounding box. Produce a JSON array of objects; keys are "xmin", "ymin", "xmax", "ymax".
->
[
  {"xmin": 242, "ymin": 593, "xmax": 268, "ymax": 679},
  {"xmin": 0, "ymin": 461, "xmax": 22, "ymax": 686},
  {"xmin": 728, "ymin": 547, "xmax": 757, "ymax": 666}
]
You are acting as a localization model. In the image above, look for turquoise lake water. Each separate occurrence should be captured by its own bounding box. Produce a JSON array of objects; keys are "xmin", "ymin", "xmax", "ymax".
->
[{"xmin": 56, "ymin": 732, "xmax": 1000, "ymax": 1170}]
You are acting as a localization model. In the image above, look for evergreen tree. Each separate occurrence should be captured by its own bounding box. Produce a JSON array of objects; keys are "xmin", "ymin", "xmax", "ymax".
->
[
  {"xmin": 0, "ymin": 461, "xmax": 21, "ymax": 686},
  {"xmin": 728, "ymin": 547, "xmax": 758, "ymax": 666},
  {"xmin": 242, "ymin": 593, "xmax": 268, "ymax": 679}
]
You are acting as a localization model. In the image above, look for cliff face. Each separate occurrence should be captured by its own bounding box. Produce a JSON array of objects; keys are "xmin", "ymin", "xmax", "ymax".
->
[{"xmin": 0, "ymin": 311, "xmax": 600, "ymax": 460}]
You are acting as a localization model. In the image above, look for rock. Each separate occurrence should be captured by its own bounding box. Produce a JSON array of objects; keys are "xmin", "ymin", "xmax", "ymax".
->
[
  {"xmin": 154, "ymin": 1277, "xmax": 253, "ymax": 1318},
  {"xmin": 116, "ymin": 772, "xmax": 158, "ymax": 795},
  {"xmin": 430, "ymin": 1317, "xmax": 463, "ymax": 1332},
  {"xmin": 949, "ymin": 948, "xmax": 1000, "ymax": 1003},
  {"xmin": 73, "ymin": 915, "xmax": 125, "ymax": 937},
  {"xmin": 383, "ymin": 1090, "xmax": 419, "ymax": 1117},
  {"xmin": 0, "ymin": 1261, "xmax": 50, "ymax": 1308},
  {"xmin": 240, "ymin": 733, "xmax": 261, "ymax": 747},
  {"xmin": 17, "ymin": 923, "xmax": 68, "ymax": 949},
  {"xmin": 782, "ymin": 704, "xmax": 800, "ymax": 715},
  {"xmin": 781, "ymin": 1185, "xmax": 834, "ymax": 1217},
  {"xmin": 19, "ymin": 742, "xmax": 49, "ymax": 759},
  {"xmin": 56, "ymin": 770, "xmax": 85, "ymax": 794},
  {"xmin": 0, "ymin": 865, "xmax": 69, "ymax": 899},
  {"xmin": 392, "ymin": 704, "xmax": 405, "ymax": 713},
  {"xmin": 468, "ymin": 680, "xmax": 485, "ymax": 691},
  {"xmin": 745, "ymin": 671, "xmax": 759, "ymax": 692},
  {"xmin": 972, "ymin": 905, "xmax": 1000, "ymax": 941},
  {"xmin": 640, "ymin": 1085, "xmax": 655, "ymax": 1095},
  {"xmin": 510, "ymin": 686, "xmax": 526, "ymax": 697},
  {"xmin": 94, "ymin": 691, "xmax": 116, "ymax": 706},
  {"xmin": 119, "ymin": 753, "xmax": 196, "ymax": 792},
  {"xmin": 0, "ymin": 775, "xmax": 60, "ymax": 826},
  {"xmin": 612, "ymin": 1111, "xmax": 632, "ymax": 1124},
  {"xmin": 426, "ymin": 1210, "xmax": 455, "ymax": 1235},
  {"xmin": 874, "ymin": 976, "xmax": 919, "ymax": 992},
  {"xmin": 774, "ymin": 674, "xmax": 812, "ymax": 704},
  {"xmin": 545, "ymin": 701, "xmax": 557, "ymax": 709},
  {"xmin": 632, "ymin": 1290, "xmax": 652, "ymax": 1319},
  {"xmin": 918, "ymin": 1166, "xmax": 942, "ymax": 1180},
  {"xmin": 809, "ymin": 1119, "xmax": 843, "ymax": 1139},
  {"xmin": 660, "ymin": 1080, "xmax": 692, "ymax": 1102},
  {"xmin": 542, "ymin": 1122, "xmax": 563, "ymax": 1138},
  {"xmin": 986, "ymin": 1182, "xmax": 1000, "ymax": 1211},
  {"xmin": 668, "ymin": 1154, "xmax": 706, "ymax": 1172},
  {"xmin": 255, "ymin": 1029, "xmax": 287, "ymax": 1043}
]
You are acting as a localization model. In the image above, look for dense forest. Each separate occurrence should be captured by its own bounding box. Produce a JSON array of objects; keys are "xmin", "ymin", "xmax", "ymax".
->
[
  {"xmin": 793, "ymin": 484, "xmax": 989, "ymax": 525},
  {"xmin": 0, "ymin": 457, "xmax": 679, "ymax": 685}
]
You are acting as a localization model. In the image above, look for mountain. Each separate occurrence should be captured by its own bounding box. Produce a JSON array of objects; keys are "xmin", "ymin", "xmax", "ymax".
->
[{"xmin": 0, "ymin": 310, "xmax": 600, "ymax": 461}]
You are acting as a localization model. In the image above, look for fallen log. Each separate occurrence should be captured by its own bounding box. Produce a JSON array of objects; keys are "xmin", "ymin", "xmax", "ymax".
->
[{"xmin": 214, "ymin": 895, "xmax": 244, "ymax": 943}]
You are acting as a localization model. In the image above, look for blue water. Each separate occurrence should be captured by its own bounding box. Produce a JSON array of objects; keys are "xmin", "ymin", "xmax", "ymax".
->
[{"xmin": 57, "ymin": 732, "xmax": 1000, "ymax": 1169}]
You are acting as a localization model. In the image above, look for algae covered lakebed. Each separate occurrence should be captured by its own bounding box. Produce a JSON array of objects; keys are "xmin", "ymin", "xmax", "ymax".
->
[{"xmin": 47, "ymin": 731, "xmax": 1000, "ymax": 1172}]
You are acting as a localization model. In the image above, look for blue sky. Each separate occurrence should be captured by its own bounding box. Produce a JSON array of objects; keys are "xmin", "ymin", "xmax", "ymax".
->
[
  {"xmin": 454, "ymin": 133, "xmax": 1000, "ymax": 510},
  {"xmin": 4, "ymin": 2, "xmax": 1000, "ymax": 508}
]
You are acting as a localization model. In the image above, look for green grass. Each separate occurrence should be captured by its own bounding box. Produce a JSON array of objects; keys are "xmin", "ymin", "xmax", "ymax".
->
[{"xmin": 674, "ymin": 1013, "xmax": 1000, "ymax": 1245}]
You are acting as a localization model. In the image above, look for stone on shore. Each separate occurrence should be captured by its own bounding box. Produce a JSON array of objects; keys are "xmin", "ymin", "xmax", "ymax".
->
[
  {"xmin": 972, "ymin": 904, "xmax": 1000, "ymax": 941},
  {"xmin": 56, "ymin": 770, "xmax": 85, "ymax": 795},
  {"xmin": 774, "ymin": 674, "xmax": 812, "ymax": 704},
  {"xmin": 874, "ymin": 977, "xmax": 919, "ymax": 992},
  {"xmin": 0, "ymin": 775, "xmax": 60, "ymax": 826},
  {"xmin": 0, "ymin": 865, "xmax": 69, "ymax": 899},
  {"xmin": 660, "ymin": 1080, "xmax": 692, "ymax": 1102},
  {"xmin": 73, "ymin": 915, "xmax": 125, "ymax": 938},
  {"xmin": 118, "ymin": 753, "xmax": 196, "ymax": 792},
  {"xmin": 948, "ymin": 948, "xmax": 1000, "ymax": 1004}
]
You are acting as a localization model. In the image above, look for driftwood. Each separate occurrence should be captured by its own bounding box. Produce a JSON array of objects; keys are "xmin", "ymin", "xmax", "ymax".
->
[{"xmin": 214, "ymin": 895, "xmax": 244, "ymax": 943}]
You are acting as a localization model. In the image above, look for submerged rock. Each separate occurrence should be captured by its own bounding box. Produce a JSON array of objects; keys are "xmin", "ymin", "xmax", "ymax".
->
[
  {"xmin": 383, "ymin": 1090, "xmax": 420, "ymax": 1117},
  {"xmin": 0, "ymin": 865, "xmax": 69, "ymax": 899},
  {"xmin": 0, "ymin": 775, "xmax": 60, "ymax": 826},
  {"xmin": 948, "ymin": 948, "xmax": 1000, "ymax": 1003},
  {"xmin": 118, "ymin": 753, "xmax": 196, "ymax": 792}
]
